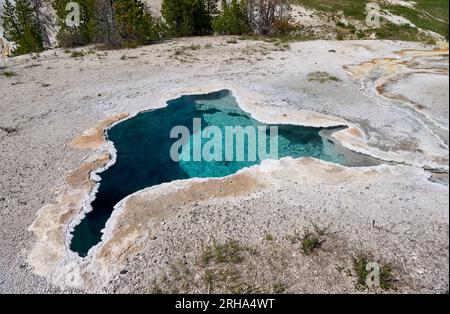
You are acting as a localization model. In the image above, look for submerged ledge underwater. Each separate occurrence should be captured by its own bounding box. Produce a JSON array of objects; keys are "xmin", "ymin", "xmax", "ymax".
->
[{"xmin": 70, "ymin": 89, "xmax": 358, "ymax": 257}]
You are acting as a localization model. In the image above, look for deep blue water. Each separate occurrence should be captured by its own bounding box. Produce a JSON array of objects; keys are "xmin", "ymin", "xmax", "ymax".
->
[{"xmin": 70, "ymin": 90, "xmax": 346, "ymax": 257}]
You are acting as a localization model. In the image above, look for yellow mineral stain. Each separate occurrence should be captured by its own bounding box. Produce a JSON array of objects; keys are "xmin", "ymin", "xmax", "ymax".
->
[{"xmin": 70, "ymin": 112, "xmax": 129, "ymax": 150}]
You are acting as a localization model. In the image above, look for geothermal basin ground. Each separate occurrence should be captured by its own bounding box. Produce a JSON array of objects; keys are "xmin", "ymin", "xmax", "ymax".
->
[{"xmin": 0, "ymin": 37, "xmax": 448, "ymax": 293}]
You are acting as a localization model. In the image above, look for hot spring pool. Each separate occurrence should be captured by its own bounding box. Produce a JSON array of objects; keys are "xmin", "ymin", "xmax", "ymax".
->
[{"xmin": 70, "ymin": 90, "xmax": 348, "ymax": 256}]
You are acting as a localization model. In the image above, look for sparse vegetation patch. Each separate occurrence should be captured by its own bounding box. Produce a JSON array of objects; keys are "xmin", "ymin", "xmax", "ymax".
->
[
  {"xmin": 300, "ymin": 232, "xmax": 322, "ymax": 255},
  {"xmin": 70, "ymin": 51, "xmax": 85, "ymax": 58},
  {"xmin": 353, "ymin": 254, "xmax": 395, "ymax": 291},
  {"xmin": 307, "ymin": 71, "xmax": 341, "ymax": 83},
  {"xmin": 200, "ymin": 239, "xmax": 244, "ymax": 265},
  {"xmin": 1, "ymin": 71, "xmax": 17, "ymax": 77}
]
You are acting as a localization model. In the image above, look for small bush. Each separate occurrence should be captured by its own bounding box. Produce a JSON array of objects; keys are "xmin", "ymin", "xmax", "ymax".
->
[
  {"xmin": 307, "ymin": 71, "xmax": 341, "ymax": 83},
  {"xmin": 124, "ymin": 40, "xmax": 140, "ymax": 49},
  {"xmin": 186, "ymin": 44, "xmax": 201, "ymax": 50},
  {"xmin": 300, "ymin": 232, "xmax": 322, "ymax": 256},
  {"xmin": 200, "ymin": 244, "xmax": 215, "ymax": 266},
  {"xmin": 299, "ymin": 224, "xmax": 326, "ymax": 255},
  {"xmin": 0, "ymin": 126, "xmax": 19, "ymax": 134},
  {"xmin": 215, "ymin": 239, "xmax": 243, "ymax": 264},
  {"xmin": 2, "ymin": 71, "xmax": 17, "ymax": 77},
  {"xmin": 272, "ymin": 282, "xmax": 286, "ymax": 293},
  {"xmin": 70, "ymin": 51, "xmax": 85, "ymax": 58},
  {"xmin": 200, "ymin": 239, "xmax": 244, "ymax": 265},
  {"xmin": 353, "ymin": 254, "xmax": 395, "ymax": 291}
]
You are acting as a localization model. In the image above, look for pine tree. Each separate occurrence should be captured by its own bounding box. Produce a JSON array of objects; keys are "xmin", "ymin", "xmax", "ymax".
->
[
  {"xmin": 1, "ymin": 0, "xmax": 45, "ymax": 54},
  {"xmin": 52, "ymin": 0, "xmax": 96, "ymax": 47},
  {"xmin": 95, "ymin": 0, "xmax": 121, "ymax": 46},
  {"xmin": 114, "ymin": 0, "xmax": 162, "ymax": 45},
  {"xmin": 161, "ymin": 0, "xmax": 211, "ymax": 37},
  {"xmin": 30, "ymin": 0, "xmax": 52, "ymax": 47},
  {"xmin": 212, "ymin": 0, "xmax": 250, "ymax": 35},
  {"xmin": 53, "ymin": 0, "xmax": 163, "ymax": 48},
  {"xmin": 2, "ymin": 0, "xmax": 18, "ymax": 37}
]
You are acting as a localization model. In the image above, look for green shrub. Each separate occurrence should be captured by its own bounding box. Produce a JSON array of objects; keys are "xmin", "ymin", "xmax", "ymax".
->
[
  {"xmin": 200, "ymin": 239, "xmax": 244, "ymax": 266},
  {"xmin": 300, "ymin": 232, "xmax": 322, "ymax": 255},
  {"xmin": 353, "ymin": 254, "xmax": 395, "ymax": 291},
  {"xmin": 272, "ymin": 282, "xmax": 286, "ymax": 293},
  {"xmin": 70, "ymin": 50, "xmax": 85, "ymax": 58},
  {"xmin": 212, "ymin": 0, "xmax": 250, "ymax": 35},
  {"xmin": 2, "ymin": 71, "xmax": 17, "ymax": 77}
]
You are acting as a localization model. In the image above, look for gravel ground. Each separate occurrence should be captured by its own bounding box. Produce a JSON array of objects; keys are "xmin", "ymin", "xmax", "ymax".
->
[{"xmin": 0, "ymin": 37, "xmax": 448, "ymax": 293}]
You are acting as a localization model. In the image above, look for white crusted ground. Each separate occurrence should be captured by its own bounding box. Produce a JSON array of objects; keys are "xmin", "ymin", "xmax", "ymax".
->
[{"xmin": 0, "ymin": 37, "xmax": 448, "ymax": 293}]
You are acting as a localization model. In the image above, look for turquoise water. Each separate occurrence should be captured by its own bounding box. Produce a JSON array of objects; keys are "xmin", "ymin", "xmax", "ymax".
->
[{"xmin": 70, "ymin": 90, "xmax": 346, "ymax": 256}]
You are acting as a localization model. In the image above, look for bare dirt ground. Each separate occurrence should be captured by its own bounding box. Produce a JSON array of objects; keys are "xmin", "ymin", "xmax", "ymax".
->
[{"xmin": 0, "ymin": 36, "xmax": 448, "ymax": 293}]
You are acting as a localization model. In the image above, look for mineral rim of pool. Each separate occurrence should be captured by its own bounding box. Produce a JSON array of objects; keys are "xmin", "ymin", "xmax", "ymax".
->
[{"xmin": 70, "ymin": 89, "xmax": 347, "ymax": 256}]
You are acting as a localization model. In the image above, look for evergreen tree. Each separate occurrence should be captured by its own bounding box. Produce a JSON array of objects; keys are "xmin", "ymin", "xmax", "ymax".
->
[
  {"xmin": 31, "ymin": 0, "xmax": 53, "ymax": 47},
  {"xmin": 212, "ymin": 0, "xmax": 250, "ymax": 35},
  {"xmin": 52, "ymin": 0, "xmax": 96, "ymax": 47},
  {"xmin": 114, "ymin": 0, "xmax": 163, "ymax": 45},
  {"xmin": 2, "ymin": 0, "xmax": 17, "ymax": 36},
  {"xmin": 161, "ymin": 0, "xmax": 211, "ymax": 36},
  {"xmin": 1, "ymin": 0, "xmax": 45, "ymax": 54},
  {"xmin": 95, "ymin": 0, "xmax": 121, "ymax": 46},
  {"xmin": 53, "ymin": 0, "xmax": 164, "ymax": 47}
]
